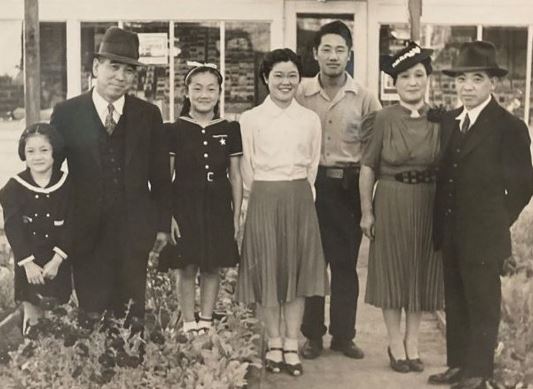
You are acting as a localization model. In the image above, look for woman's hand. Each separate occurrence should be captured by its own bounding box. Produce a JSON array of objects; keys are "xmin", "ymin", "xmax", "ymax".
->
[
  {"xmin": 43, "ymin": 254, "xmax": 63, "ymax": 280},
  {"xmin": 24, "ymin": 262, "xmax": 45, "ymax": 285},
  {"xmin": 360, "ymin": 212, "xmax": 375, "ymax": 240},
  {"xmin": 233, "ymin": 214, "xmax": 241, "ymax": 241},
  {"xmin": 170, "ymin": 216, "xmax": 181, "ymax": 245}
]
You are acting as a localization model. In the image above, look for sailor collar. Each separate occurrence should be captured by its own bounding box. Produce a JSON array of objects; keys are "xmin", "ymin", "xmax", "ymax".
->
[
  {"xmin": 13, "ymin": 170, "xmax": 68, "ymax": 194},
  {"xmin": 179, "ymin": 115, "xmax": 225, "ymax": 129}
]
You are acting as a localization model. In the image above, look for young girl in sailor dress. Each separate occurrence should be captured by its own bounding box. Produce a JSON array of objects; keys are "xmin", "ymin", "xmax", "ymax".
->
[
  {"xmin": 0, "ymin": 123, "xmax": 72, "ymax": 332},
  {"xmin": 157, "ymin": 63, "xmax": 243, "ymax": 337}
]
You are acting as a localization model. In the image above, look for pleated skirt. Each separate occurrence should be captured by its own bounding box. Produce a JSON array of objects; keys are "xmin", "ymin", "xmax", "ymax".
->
[
  {"xmin": 237, "ymin": 179, "xmax": 329, "ymax": 307},
  {"xmin": 365, "ymin": 179, "xmax": 444, "ymax": 312}
]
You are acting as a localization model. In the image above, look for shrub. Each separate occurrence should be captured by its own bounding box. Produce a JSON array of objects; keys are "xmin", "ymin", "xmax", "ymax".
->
[
  {"xmin": 0, "ymin": 267, "xmax": 261, "ymax": 388},
  {"xmin": 494, "ymin": 202, "xmax": 533, "ymax": 388}
]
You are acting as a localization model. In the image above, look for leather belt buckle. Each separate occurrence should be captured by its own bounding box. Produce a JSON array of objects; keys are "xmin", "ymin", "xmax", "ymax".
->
[
  {"xmin": 326, "ymin": 168, "xmax": 344, "ymax": 179},
  {"xmin": 207, "ymin": 172, "xmax": 214, "ymax": 182}
]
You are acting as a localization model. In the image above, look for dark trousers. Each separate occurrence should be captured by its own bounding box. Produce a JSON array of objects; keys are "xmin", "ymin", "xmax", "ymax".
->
[
  {"xmin": 442, "ymin": 237, "xmax": 501, "ymax": 378},
  {"xmin": 301, "ymin": 167, "xmax": 362, "ymax": 342},
  {"xmin": 73, "ymin": 203, "xmax": 148, "ymax": 321}
]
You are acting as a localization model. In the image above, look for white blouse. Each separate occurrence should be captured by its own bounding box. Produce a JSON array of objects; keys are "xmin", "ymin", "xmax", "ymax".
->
[{"xmin": 240, "ymin": 96, "xmax": 322, "ymax": 197}]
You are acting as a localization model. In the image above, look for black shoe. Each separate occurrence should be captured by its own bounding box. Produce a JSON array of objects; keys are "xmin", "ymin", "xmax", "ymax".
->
[
  {"xmin": 301, "ymin": 339, "xmax": 322, "ymax": 360},
  {"xmin": 330, "ymin": 339, "xmax": 365, "ymax": 359},
  {"xmin": 265, "ymin": 346, "xmax": 283, "ymax": 374},
  {"xmin": 407, "ymin": 357, "xmax": 424, "ymax": 372},
  {"xmin": 283, "ymin": 350, "xmax": 303, "ymax": 377},
  {"xmin": 428, "ymin": 367, "xmax": 463, "ymax": 385},
  {"xmin": 451, "ymin": 377, "xmax": 487, "ymax": 389},
  {"xmin": 387, "ymin": 347, "xmax": 410, "ymax": 373}
]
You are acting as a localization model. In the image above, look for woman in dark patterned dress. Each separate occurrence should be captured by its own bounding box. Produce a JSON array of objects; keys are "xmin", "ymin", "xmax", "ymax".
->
[
  {"xmin": 0, "ymin": 123, "xmax": 72, "ymax": 333},
  {"xmin": 359, "ymin": 42, "xmax": 444, "ymax": 373},
  {"xmin": 159, "ymin": 63, "xmax": 242, "ymax": 337}
]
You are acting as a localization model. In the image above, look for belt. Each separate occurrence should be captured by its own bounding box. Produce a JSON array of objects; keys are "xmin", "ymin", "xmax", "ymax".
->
[
  {"xmin": 392, "ymin": 169, "xmax": 437, "ymax": 184},
  {"xmin": 320, "ymin": 166, "xmax": 360, "ymax": 179}
]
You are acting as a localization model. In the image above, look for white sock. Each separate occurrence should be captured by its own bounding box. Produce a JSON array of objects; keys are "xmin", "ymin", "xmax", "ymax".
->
[
  {"xmin": 267, "ymin": 337, "xmax": 283, "ymax": 362},
  {"xmin": 183, "ymin": 320, "xmax": 198, "ymax": 333},
  {"xmin": 198, "ymin": 316, "xmax": 212, "ymax": 330},
  {"xmin": 283, "ymin": 338, "xmax": 301, "ymax": 365}
]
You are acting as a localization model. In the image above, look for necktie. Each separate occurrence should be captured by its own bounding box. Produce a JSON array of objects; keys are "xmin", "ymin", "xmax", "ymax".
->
[
  {"xmin": 104, "ymin": 103, "xmax": 117, "ymax": 135},
  {"xmin": 460, "ymin": 113, "xmax": 470, "ymax": 134}
]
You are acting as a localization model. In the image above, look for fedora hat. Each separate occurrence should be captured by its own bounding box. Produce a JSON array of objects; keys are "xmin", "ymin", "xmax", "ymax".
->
[
  {"xmin": 442, "ymin": 40, "xmax": 507, "ymax": 77},
  {"xmin": 94, "ymin": 27, "xmax": 144, "ymax": 67},
  {"xmin": 381, "ymin": 41, "xmax": 433, "ymax": 77}
]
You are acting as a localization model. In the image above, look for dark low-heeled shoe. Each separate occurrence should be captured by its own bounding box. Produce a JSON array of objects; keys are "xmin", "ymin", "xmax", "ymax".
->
[
  {"xmin": 428, "ymin": 367, "xmax": 463, "ymax": 385},
  {"xmin": 265, "ymin": 347, "xmax": 283, "ymax": 374},
  {"xmin": 283, "ymin": 350, "xmax": 303, "ymax": 376},
  {"xmin": 407, "ymin": 357, "xmax": 424, "ymax": 372},
  {"xmin": 387, "ymin": 347, "xmax": 410, "ymax": 373}
]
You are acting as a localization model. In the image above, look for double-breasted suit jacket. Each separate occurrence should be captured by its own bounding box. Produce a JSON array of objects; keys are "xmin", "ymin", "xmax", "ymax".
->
[
  {"xmin": 434, "ymin": 96, "xmax": 533, "ymax": 378},
  {"xmin": 50, "ymin": 90, "xmax": 171, "ymax": 316}
]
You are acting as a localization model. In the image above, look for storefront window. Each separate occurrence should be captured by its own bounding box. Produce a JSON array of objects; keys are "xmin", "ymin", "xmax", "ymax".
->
[
  {"xmin": 124, "ymin": 22, "xmax": 170, "ymax": 120},
  {"xmin": 0, "ymin": 21, "xmax": 23, "ymax": 121},
  {"xmin": 40, "ymin": 22, "xmax": 67, "ymax": 114},
  {"xmin": 173, "ymin": 22, "xmax": 220, "ymax": 118},
  {"xmin": 297, "ymin": 14, "xmax": 354, "ymax": 78},
  {"xmin": 483, "ymin": 26, "xmax": 528, "ymax": 119},
  {"xmin": 378, "ymin": 24, "xmax": 410, "ymax": 105},
  {"xmin": 80, "ymin": 22, "xmax": 117, "ymax": 93},
  {"xmin": 224, "ymin": 22, "xmax": 270, "ymax": 117},
  {"xmin": 427, "ymin": 25, "xmax": 477, "ymax": 109}
]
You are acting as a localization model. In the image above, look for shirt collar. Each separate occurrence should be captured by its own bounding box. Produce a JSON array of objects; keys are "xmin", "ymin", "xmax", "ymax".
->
[
  {"xmin": 92, "ymin": 88, "xmax": 125, "ymax": 116},
  {"xmin": 456, "ymin": 95, "xmax": 492, "ymax": 125},
  {"xmin": 261, "ymin": 95, "xmax": 300, "ymax": 119},
  {"xmin": 303, "ymin": 72, "xmax": 359, "ymax": 97}
]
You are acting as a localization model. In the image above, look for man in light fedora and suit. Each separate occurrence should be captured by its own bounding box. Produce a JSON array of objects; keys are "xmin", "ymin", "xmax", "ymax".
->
[
  {"xmin": 429, "ymin": 41, "xmax": 533, "ymax": 389},
  {"xmin": 50, "ymin": 27, "xmax": 171, "ymax": 324}
]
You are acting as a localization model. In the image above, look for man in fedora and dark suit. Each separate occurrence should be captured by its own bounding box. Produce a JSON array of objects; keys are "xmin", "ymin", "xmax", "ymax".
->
[
  {"xmin": 429, "ymin": 41, "xmax": 533, "ymax": 389},
  {"xmin": 50, "ymin": 27, "xmax": 171, "ymax": 323}
]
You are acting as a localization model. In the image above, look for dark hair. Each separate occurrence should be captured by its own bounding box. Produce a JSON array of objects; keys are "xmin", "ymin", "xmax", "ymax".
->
[
  {"xmin": 313, "ymin": 20, "xmax": 352, "ymax": 50},
  {"xmin": 18, "ymin": 122, "xmax": 65, "ymax": 165},
  {"xmin": 391, "ymin": 57, "xmax": 433, "ymax": 84},
  {"xmin": 259, "ymin": 48, "xmax": 303, "ymax": 87},
  {"xmin": 180, "ymin": 66, "xmax": 223, "ymax": 117}
]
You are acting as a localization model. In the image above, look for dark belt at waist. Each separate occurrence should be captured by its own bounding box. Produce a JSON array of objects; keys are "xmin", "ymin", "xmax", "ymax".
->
[
  {"xmin": 318, "ymin": 165, "xmax": 360, "ymax": 179},
  {"xmin": 381, "ymin": 169, "xmax": 437, "ymax": 184}
]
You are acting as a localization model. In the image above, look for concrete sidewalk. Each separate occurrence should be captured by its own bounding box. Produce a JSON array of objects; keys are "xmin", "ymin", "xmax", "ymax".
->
[{"xmin": 260, "ymin": 238, "xmax": 447, "ymax": 389}]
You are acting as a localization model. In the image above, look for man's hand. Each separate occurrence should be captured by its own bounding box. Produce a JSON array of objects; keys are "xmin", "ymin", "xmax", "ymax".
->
[
  {"xmin": 148, "ymin": 232, "xmax": 169, "ymax": 268},
  {"xmin": 43, "ymin": 254, "xmax": 63, "ymax": 280},
  {"xmin": 24, "ymin": 262, "xmax": 45, "ymax": 285},
  {"xmin": 360, "ymin": 212, "xmax": 375, "ymax": 240},
  {"xmin": 170, "ymin": 217, "xmax": 181, "ymax": 246}
]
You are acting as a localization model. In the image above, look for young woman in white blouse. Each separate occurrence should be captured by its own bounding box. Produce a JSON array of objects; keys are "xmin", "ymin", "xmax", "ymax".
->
[{"xmin": 237, "ymin": 48, "xmax": 328, "ymax": 377}]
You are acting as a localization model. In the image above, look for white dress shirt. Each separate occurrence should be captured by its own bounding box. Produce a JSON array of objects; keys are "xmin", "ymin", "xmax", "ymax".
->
[
  {"xmin": 240, "ymin": 96, "xmax": 322, "ymax": 198},
  {"xmin": 92, "ymin": 88, "xmax": 124, "ymax": 126},
  {"xmin": 455, "ymin": 95, "xmax": 492, "ymax": 130}
]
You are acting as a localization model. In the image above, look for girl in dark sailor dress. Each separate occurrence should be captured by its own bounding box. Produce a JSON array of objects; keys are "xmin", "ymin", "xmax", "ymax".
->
[
  {"xmin": 0, "ymin": 123, "xmax": 72, "ymax": 333},
  {"xmin": 158, "ymin": 63, "xmax": 242, "ymax": 337}
]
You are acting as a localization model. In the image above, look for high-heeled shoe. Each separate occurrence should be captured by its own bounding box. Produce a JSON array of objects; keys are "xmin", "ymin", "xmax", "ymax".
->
[
  {"xmin": 404, "ymin": 340, "xmax": 424, "ymax": 372},
  {"xmin": 387, "ymin": 347, "xmax": 410, "ymax": 373}
]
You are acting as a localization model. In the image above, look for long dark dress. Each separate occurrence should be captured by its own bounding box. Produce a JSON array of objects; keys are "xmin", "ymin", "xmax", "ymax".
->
[
  {"xmin": 158, "ymin": 116, "xmax": 242, "ymax": 272},
  {"xmin": 0, "ymin": 169, "xmax": 72, "ymax": 304},
  {"xmin": 362, "ymin": 104, "xmax": 444, "ymax": 311}
]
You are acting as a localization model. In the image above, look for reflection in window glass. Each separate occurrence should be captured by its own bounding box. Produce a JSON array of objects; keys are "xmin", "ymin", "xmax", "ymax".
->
[
  {"xmin": 40, "ymin": 22, "xmax": 67, "ymax": 113},
  {"xmin": 297, "ymin": 14, "xmax": 354, "ymax": 78},
  {"xmin": 80, "ymin": 22, "xmax": 117, "ymax": 93},
  {"xmin": 224, "ymin": 22, "xmax": 270, "ymax": 117},
  {"xmin": 483, "ymin": 27, "xmax": 528, "ymax": 120},
  {"xmin": 428, "ymin": 26, "xmax": 477, "ymax": 109},
  {"xmin": 0, "ymin": 21, "xmax": 23, "ymax": 120},
  {"xmin": 173, "ymin": 22, "xmax": 220, "ymax": 118},
  {"xmin": 124, "ymin": 22, "xmax": 170, "ymax": 120},
  {"xmin": 378, "ymin": 24, "xmax": 410, "ymax": 105}
]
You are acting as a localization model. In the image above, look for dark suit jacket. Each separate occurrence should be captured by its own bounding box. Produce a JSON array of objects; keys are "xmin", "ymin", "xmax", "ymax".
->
[
  {"xmin": 50, "ymin": 91, "xmax": 171, "ymax": 258},
  {"xmin": 435, "ymin": 97, "xmax": 533, "ymax": 265}
]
